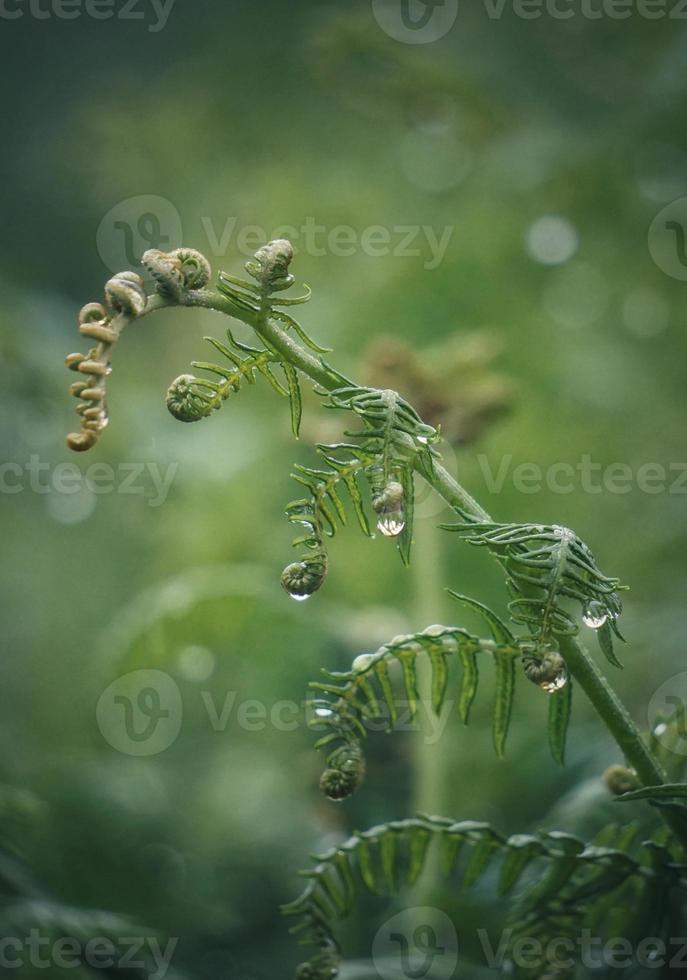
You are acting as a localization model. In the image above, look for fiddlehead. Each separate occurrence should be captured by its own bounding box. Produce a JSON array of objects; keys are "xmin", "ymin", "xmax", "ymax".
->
[
  {"xmin": 165, "ymin": 327, "xmax": 290, "ymax": 424},
  {"xmin": 65, "ymin": 272, "xmax": 146, "ymax": 451},
  {"xmin": 283, "ymin": 816, "xmax": 687, "ymax": 979},
  {"xmin": 143, "ymin": 246, "xmax": 211, "ymax": 297},
  {"xmin": 281, "ymin": 498, "xmax": 329, "ymax": 601}
]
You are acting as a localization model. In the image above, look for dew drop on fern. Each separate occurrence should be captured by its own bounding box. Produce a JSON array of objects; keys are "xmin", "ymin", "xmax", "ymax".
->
[
  {"xmin": 377, "ymin": 515, "xmax": 406, "ymax": 537},
  {"xmin": 372, "ymin": 479, "xmax": 406, "ymax": 537},
  {"xmin": 539, "ymin": 671, "xmax": 568, "ymax": 694},
  {"xmin": 582, "ymin": 600, "xmax": 608, "ymax": 629}
]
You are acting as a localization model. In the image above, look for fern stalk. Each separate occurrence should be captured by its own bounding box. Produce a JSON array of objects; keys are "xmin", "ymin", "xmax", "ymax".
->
[
  {"xmin": 87, "ymin": 274, "xmax": 687, "ymax": 850},
  {"xmin": 75, "ymin": 269, "xmax": 686, "ymax": 852}
]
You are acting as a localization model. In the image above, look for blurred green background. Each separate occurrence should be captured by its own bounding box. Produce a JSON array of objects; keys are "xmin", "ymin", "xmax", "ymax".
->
[{"xmin": 1, "ymin": 1, "xmax": 687, "ymax": 976}]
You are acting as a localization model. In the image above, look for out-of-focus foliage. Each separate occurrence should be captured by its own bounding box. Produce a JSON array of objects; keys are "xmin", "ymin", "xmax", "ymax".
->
[{"xmin": 1, "ymin": 1, "xmax": 687, "ymax": 976}]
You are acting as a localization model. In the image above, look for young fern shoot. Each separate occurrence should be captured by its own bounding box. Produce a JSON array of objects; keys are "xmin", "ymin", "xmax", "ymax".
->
[{"xmin": 65, "ymin": 238, "xmax": 687, "ymax": 979}]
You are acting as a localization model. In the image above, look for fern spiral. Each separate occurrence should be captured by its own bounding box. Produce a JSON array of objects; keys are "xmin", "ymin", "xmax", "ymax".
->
[{"xmin": 65, "ymin": 272, "xmax": 146, "ymax": 452}]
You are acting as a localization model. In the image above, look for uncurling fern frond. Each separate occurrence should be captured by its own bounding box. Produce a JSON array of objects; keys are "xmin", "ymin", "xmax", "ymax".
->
[
  {"xmin": 283, "ymin": 816, "xmax": 687, "ymax": 980},
  {"xmin": 165, "ymin": 326, "xmax": 300, "ymax": 428},
  {"xmin": 309, "ymin": 623, "xmax": 530, "ymax": 803},
  {"xmin": 323, "ymin": 385, "xmax": 441, "ymax": 564},
  {"xmin": 443, "ymin": 521, "xmax": 626, "ymax": 667}
]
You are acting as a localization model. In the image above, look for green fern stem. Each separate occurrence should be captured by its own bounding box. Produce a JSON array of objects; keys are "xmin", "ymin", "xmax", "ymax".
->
[{"xmin": 114, "ymin": 283, "xmax": 684, "ymax": 852}]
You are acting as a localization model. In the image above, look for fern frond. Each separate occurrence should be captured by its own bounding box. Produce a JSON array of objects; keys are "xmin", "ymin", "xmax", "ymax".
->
[
  {"xmin": 283, "ymin": 816, "xmax": 687, "ymax": 980},
  {"xmin": 308, "ymin": 623, "xmax": 524, "ymax": 800},
  {"xmin": 443, "ymin": 522, "xmax": 626, "ymax": 665},
  {"xmin": 218, "ymin": 240, "xmax": 330, "ymax": 354},
  {"xmin": 165, "ymin": 325, "xmax": 304, "ymax": 427},
  {"xmin": 291, "ymin": 444, "xmax": 373, "ymax": 540},
  {"xmin": 281, "ymin": 444, "xmax": 375, "ymax": 602},
  {"xmin": 322, "ymin": 386, "xmax": 440, "ymax": 563}
]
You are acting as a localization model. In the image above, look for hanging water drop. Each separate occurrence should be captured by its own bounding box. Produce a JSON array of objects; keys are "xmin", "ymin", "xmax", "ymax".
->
[
  {"xmin": 372, "ymin": 480, "xmax": 405, "ymax": 538},
  {"xmin": 539, "ymin": 671, "xmax": 568, "ymax": 694},
  {"xmin": 582, "ymin": 599, "xmax": 607, "ymax": 629},
  {"xmin": 377, "ymin": 515, "xmax": 405, "ymax": 537}
]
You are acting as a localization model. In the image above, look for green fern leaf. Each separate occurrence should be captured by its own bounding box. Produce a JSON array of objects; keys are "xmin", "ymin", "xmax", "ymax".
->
[{"xmin": 548, "ymin": 678, "xmax": 573, "ymax": 766}]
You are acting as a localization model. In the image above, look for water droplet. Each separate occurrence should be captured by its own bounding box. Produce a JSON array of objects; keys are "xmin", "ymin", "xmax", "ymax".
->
[
  {"xmin": 423, "ymin": 625, "xmax": 446, "ymax": 637},
  {"xmin": 582, "ymin": 600, "xmax": 607, "ymax": 630},
  {"xmin": 539, "ymin": 672, "xmax": 568, "ymax": 694},
  {"xmin": 377, "ymin": 516, "xmax": 405, "ymax": 537},
  {"xmin": 653, "ymin": 722, "xmax": 668, "ymax": 737},
  {"xmin": 289, "ymin": 592, "xmax": 311, "ymax": 602},
  {"xmin": 314, "ymin": 707, "xmax": 334, "ymax": 719},
  {"xmin": 417, "ymin": 435, "xmax": 429, "ymax": 445},
  {"xmin": 352, "ymin": 654, "xmax": 374, "ymax": 672}
]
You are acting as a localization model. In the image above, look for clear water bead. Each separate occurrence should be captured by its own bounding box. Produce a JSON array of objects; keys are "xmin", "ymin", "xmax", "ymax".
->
[
  {"xmin": 352, "ymin": 653, "xmax": 374, "ymax": 672},
  {"xmin": 423, "ymin": 625, "xmax": 446, "ymax": 637},
  {"xmin": 582, "ymin": 600, "xmax": 607, "ymax": 629},
  {"xmin": 539, "ymin": 672, "xmax": 568, "ymax": 694},
  {"xmin": 289, "ymin": 592, "xmax": 311, "ymax": 602},
  {"xmin": 377, "ymin": 516, "xmax": 405, "ymax": 537}
]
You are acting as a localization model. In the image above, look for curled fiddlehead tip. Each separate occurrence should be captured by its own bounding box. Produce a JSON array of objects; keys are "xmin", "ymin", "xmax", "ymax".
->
[
  {"xmin": 66, "ymin": 298, "xmax": 131, "ymax": 452},
  {"xmin": 281, "ymin": 559, "xmax": 327, "ymax": 601},
  {"xmin": 521, "ymin": 644, "xmax": 568, "ymax": 693},
  {"xmin": 245, "ymin": 238, "xmax": 295, "ymax": 292},
  {"xmin": 104, "ymin": 271, "xmax": 147, "ymax": 318},
  {"xmin": 143, "ymin": 247, "xmax": 211, "ymax": 298},
  {"xmin": 165, "ymin": 374, "xmax": 217, "ymax": 422},
  {"xmin": 319, "ymin": 746, "xmax": 365, "ymax": 801},
  {"xmin": 603, "ymin": 764, "xmax": 639, "ymax": 796}
]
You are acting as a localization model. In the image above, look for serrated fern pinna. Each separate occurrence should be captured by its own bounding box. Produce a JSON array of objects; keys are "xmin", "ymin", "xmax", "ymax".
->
[{"xmin": 65, "ymin": 237, "xmax": 687, "ymax": 978}]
